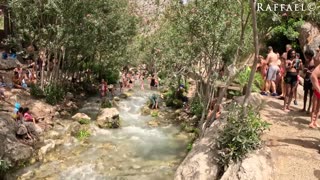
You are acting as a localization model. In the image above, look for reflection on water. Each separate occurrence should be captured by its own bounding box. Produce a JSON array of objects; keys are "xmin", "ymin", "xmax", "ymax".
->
[{"xmin": 15, "ymin": 90, "xmax": 189, "ymax": 179}]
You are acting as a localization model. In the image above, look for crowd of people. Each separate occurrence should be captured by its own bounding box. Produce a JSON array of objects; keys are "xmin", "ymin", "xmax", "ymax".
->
[
  {"xmin": 99, "ymin": 70, "xmax": 160, "ymax": 98},
  {"xmin": 258, "ymin": 44, "xmax": 320, "ymax": 128}
]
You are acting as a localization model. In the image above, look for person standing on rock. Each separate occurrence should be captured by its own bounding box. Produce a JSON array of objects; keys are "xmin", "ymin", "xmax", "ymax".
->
[
  {"xmin": 261, "ymin": 46, "xmax": 279, "ymax": 96},
  {"xmin": 310, "ymin": 49, "xmax": 320, "ymax": 128},
  {"xmin": 301, "ymin": 49, "xmax": 315, "ymax": 113}
]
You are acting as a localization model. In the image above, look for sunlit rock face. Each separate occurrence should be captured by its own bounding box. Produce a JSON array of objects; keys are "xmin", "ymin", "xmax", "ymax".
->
[{"xmin": 299, "ymin": 22, "xmax": 320, "ymax": 54}]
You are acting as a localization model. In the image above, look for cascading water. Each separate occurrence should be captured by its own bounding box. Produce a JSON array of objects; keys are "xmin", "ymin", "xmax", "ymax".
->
[{"xmin": 14, "ymin": 90, "xmax": 190, "ymax": 180}]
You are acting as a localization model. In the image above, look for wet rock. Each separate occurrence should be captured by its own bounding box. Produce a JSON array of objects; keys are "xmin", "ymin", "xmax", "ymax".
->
[
  {"xmin": 60, "ymin": 110, "xmax": 71, "ymax": 117},
  {"xmin": 45, "ymin": 131, "xmax": 61, "ymax": 140},
  {"xmin": 113, "ymin": 96, "xmax": 120, "ymax": 101},
  {"xmin": 97, "ymin": 108, "xmax": 120, "ymax": 129},
  {"xmin": 221, "ymin": 147, "xmax": 274, "ymax": 180},
  {"xmin": 141, "ymin": 105, "xmax": 151, "ymax": 115},
  {"xmin": 119, "ymin": 93, "xmax": 129, "ymax": 99},
  {"xmin": 66, "ymin": 92, "xmax": 74, "ymax": 99},
  {"xmin": 72, "ymin": 113, "xmax": 91, "ymax": 121},
  {"xmin": 38, "ymin": 139, "xmax": 56, "ymax": 161},
  {"xmin": 69, "ymin": 122, "xmax": 81, "ymax": 136},
  {"xmin": 174, "ymin": 121, "xmax": 224, "ymax": 180},
  {"xmin": 148, "ymin": 120, "xmax": 159, "ymax": 127}
]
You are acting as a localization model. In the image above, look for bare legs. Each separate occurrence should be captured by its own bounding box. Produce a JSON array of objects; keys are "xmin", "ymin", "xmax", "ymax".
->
[
  {"xmin": 283, "ymin": 84, "xmax": 293, "ymax": 112},
  {"xmin": 280, "ymin": 77, "xmax": 286, "ymax": 97},
  {"xmin": 302, "ymin": 88, "xmax": 313, "ymax": 113},
  {"xmin": 310, "ymin": 95, "xmax": 320, "ymax": 128}
]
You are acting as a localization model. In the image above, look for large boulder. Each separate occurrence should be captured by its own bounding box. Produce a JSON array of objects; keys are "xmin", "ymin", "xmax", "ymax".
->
[
  {"xmin": 298, "ymin": 22, "xmax": 320, "ymax": 55},
  {"xmin": 96, "ymin": 108, "xmax": 120, "ymax": 129},
  {"xmin": 220, "ymin": 147, "xmax": 274, "ymax": 180},
  {"xmin": 234, "ymin": 93, "xmax": 265, "ymax": 107},
  {"xmin": 0, "ymin": 114, "xmax": 34, "ymax": 167},
  {"xmin": 0, "ymin": 59, "xmax": 21, "ymax": 70},
  {"xmin": 174, "ymin": 121, "xmax": 223, "ymax": 180}
]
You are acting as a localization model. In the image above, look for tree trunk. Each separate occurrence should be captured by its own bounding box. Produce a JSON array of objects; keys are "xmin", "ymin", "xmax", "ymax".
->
[{"xmin": 243, "ymin": 0, "xmax": 259, "ymax": 109}]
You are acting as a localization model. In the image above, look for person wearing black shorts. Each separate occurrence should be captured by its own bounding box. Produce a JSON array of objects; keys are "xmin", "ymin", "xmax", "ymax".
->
[
  {"xmin": 283, "ymin": 50, "xmax": 298, "ymax": 112},
  {"xmin": 302, "ymin": 49, "xmax": 315, "ymax": 113}
]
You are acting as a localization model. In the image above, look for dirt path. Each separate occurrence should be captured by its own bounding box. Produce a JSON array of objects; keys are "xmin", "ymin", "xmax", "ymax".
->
[{"xmin": 260, "ymin": 96, "xmax": 320, "ymax": 180}]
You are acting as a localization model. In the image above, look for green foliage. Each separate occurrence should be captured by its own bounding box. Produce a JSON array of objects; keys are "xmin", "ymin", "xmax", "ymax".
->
[
  {"xmin": 8, "ymin": 0, "xmax": 137, "ymax": 87},
  {"xmin": 101, "ymin": 99, "xmax": 112, "ymax": 108},
  {"xmin": 76, "ymin": 130, "xmax": 91, "ymax": 140},
  {"xmin": 44, "ymin": 84, "xmax": 65, "ymax": 105},
  {"xmin": 187, "ymin": 143, "xmax": 193, "ymax": 151},
  {"xmin": 0, "ymin": 159, "xmax": 9, "ymax": 173},
  {"xmin": 30, "ymin": 84, "xmax": 45, "ymax": 99},
  {"xmin": 190, "ymin": 98, "xmax": 203, "ymax": 118},
  {"xmin": 234, "ymin": 67, "xmax": 263, "ymax": 92},
  {"xmin": 217, "ymin": 104, "xmax": 270, "ymax": 167},
  {"xmin": 78, "ymin": 118, "xmax": 90, "ymax": 125},
  {"xmin": 272, "ymin": 18, "xmax": 304, "ymax": 41},
  {"xmin": 151, "ymin": 111, "xmax": 159, "ymax": 117}
]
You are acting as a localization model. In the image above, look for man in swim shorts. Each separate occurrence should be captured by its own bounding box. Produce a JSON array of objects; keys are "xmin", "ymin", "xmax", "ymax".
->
[{"xmin": 262, "ymin": 46, "xmax": 279, "ymax": 96}]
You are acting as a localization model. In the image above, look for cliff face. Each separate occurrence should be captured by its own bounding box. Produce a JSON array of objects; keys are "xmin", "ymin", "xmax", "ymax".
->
[
  {"xmin": 128, "ymin": 0, "xmax": 170, "ymax": 36},
  {"xmin": 299, "ymin": 22, "xmax": 320, "ymax": 53}
]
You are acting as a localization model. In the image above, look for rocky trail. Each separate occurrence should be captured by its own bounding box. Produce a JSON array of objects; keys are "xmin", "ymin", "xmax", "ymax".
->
[{"xmin": 260, "ymin": 95, "xmax": 320, "ymax": 180}]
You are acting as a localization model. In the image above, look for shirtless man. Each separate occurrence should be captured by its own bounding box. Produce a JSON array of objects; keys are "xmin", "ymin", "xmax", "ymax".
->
[
  {"xmin": 262, "ymin": 46, "xmax": 279, "ymax": 96},
  {"xmin": 310, "ymin": 50, "xmax": 320, "ymax": 128},
  {"xmin": 282, "ymin": 44, "xmax": 292, "ymax": 60}
]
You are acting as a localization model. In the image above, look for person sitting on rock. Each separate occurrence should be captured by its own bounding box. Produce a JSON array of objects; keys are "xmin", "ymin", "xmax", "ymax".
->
[
  {"xmin": 22, "ymin": 107, "xmax": 44, "ymax": 125},
  {"xmin": 13, "ymin": 64, "xmax": 23, "ymax": 78},
  {"xmin": 150, "ymin": 93, "xmax": 159, "ymax": 109},
  {"xmin": 12, "ymin": 71, "xmax": 23, "ymax": 89},
  {"xmin": 207, "ymin": 98, "xmax": 223, "ymax": 121}
]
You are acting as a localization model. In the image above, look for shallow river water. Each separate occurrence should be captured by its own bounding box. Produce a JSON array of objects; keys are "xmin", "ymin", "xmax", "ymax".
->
[{"xmin": 14, "ymin": 90, "xmax": 190, "ymax": 180}]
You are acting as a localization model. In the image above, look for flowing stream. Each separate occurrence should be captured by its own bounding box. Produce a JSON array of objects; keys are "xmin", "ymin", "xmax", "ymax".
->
[{"xmin": 14, "ymin": 90, "xmax": 190, "ymax": 180}]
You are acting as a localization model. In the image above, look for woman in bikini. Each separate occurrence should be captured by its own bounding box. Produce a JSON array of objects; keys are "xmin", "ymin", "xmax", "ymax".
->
[{"xmin": 283, "ymin": 50, "xmax": 298, "ymax": 112}]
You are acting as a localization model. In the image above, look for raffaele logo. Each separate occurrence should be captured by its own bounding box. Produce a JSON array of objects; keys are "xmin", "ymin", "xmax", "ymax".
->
[{"xmin": 256, "ymin": 2, "xmax": 317, "ymax": 12}]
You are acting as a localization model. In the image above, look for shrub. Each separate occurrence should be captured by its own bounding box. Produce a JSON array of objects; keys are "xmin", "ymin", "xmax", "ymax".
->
[
  {"xmin": 234, "ymin": 67, "xmax": 263, "ymax": 93},
  {"xmin": 190, "ymin": 98, "xmax": 203, "ymax": 117},
  {"xmin": 217, "ymin": 103, "xmax": 270, "ymax": 168},
  {"xmin": 151, "ymin": 111, "xmax": 159, "ymax": 117},
  {"xmin": 187, "ymin": 143, "xmax": 193, "ymax": 151},
  {"xmin": 101, "ymin": 99, "xmax": 112, "ymax": 108},
  {"xmin": 76, "ymin": 130, "xmax": 91, "ymax": 140},
  {"xmin": 0, "ymin": 159, "xmax": 9, "ymax": 173},
  {"xmin": 79, "ymin": 118, "xmax": 90, "ymax": 125},
  {"xmin": 30, "ymin": 84, "xmax": 45, "ymax": 99},
  {"xmin": 44, "ymin": 84, "xmax": 65, "ymax": 105}
]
